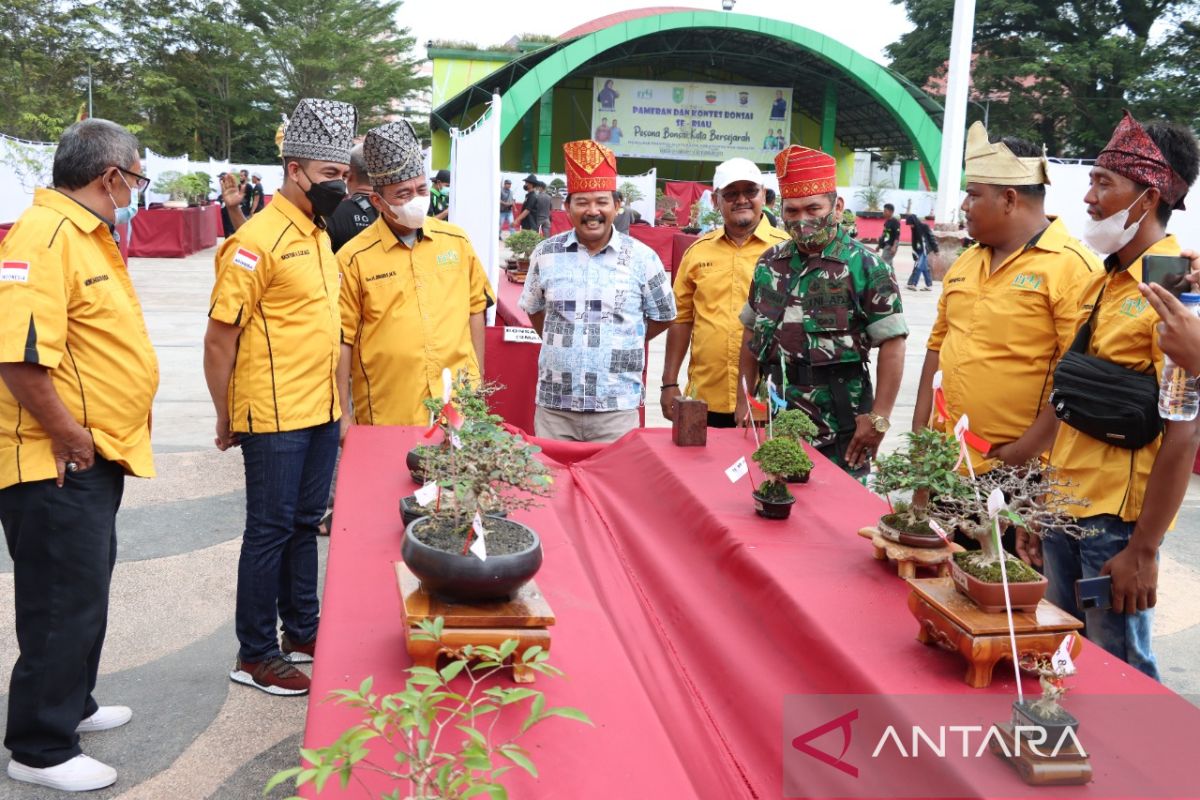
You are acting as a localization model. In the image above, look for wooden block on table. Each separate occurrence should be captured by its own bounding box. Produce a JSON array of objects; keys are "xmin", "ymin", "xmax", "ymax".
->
[
  {"xmin": 395, "ymin": 562, "xmax": 555, "ymax": 628},
  {"xmin": 671, "ymin": 397, "xmax": 708, "ymax": 447}
]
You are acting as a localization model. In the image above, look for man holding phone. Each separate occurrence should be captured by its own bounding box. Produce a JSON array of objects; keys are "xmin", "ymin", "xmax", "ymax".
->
[{"xmin": 1023, "ymin": 112, "xmax": 1200, "ymax": 681}]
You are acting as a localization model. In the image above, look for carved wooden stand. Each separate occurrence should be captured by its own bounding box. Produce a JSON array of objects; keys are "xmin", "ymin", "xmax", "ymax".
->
[
  {"xmin": 395, "ymin": 563, "xmax": 555, "ymax": 683},
  {"xmin": 858, "ymin": 526, "xmax": 963, "ymax": 579},
  {"xmin": 907, "ymin": 577, "xmax": 1083, "ymax": 688},
  {"xmin": 989, "ymin": 722, "xmax": 1093, "ymax": 785}
]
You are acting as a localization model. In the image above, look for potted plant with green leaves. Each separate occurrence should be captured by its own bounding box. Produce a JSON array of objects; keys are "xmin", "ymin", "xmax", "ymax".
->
[
  {"xmin": 405, "ymin": 373, "xmax": 501, "ymax": 488},
  {"xmin": 151, "ymin": 170, "xmax": 190, "ymax": 208},
  {"xmin": 871, "ymin": 428, "xmax": 974, "ymax": 548},
  {"xmin": 267, "ymin": 617, "xmax": 591, "ymax": 799},
  {"xmin": 750, "ymin": 437, "xmax": 812, "ymax": 520},
  {"xmin": 770, "ymin": 409, "xmax": 819, "ymax": 482},
  {"xmin": 853, "ymin": 179, "xmax": 891, "ymax": 219},
  {"xmin": 504, "ymin": 230, "xmax": 544, "ymax": 282},
  {"xmin": 402, "ymin": 378, "xmax": 554, "ymax": 602},
  {"xmin": 930, "ymin": 462, "xmax": 1087, "ymax": 612}
]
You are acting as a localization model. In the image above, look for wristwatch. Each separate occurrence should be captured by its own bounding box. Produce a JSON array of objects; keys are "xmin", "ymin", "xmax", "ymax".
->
[{"xmin": 868, "ymin": 412, "xmax": 891, "ymax": 433}]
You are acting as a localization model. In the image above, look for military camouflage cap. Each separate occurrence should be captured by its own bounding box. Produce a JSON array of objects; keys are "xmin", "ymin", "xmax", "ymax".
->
[
  {"xmin": 281, "ymin": 98, "xmax": 357, "ymax": 164},
  {"xmin": 362, "ymin": 120, "xmax": 424, "ymax": 189}
]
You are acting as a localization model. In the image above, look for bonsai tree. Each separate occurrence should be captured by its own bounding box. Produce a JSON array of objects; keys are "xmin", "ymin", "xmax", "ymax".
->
[
  {"xmin": 928, "ymin": 461, "xmax": 1088, "ymax": 583},
  {"xmin": 151, "ymin": 170, "xmax": 188, "ymax": 202},
  {"xmin": 618, "ymin": 180, "xmax": 643, "ymax": 205},
  {"xmin": 181, "ymin": 171, "xmax": 212, "ymax": 205},
  {"xmin": 418, "ymin": 373, "xmax": 553, "ymax": 553},
  {"xmin": 772, "ymin": 409, "xmax": 818, "ymax": 444},
  {"xmin": 1019, "ymin": 652, "xmax": 1072, "ymax": 724},
  {"xmin": 267, "ymin": 617, "xmax": 591, "ymax": 799},
  {"xmin": 751, "ymin": 437, "xmax": 813, "ymax": 501},
  {"xmin": 854, "ymin": 179, "xmax": 892, "ymax": 213},
  {"xmin": 871, "ymin": 428, "xmax": 974, "ymax": 535},
  {"xmin": 505, "ymin": 230, "xmax": 544, "ymax": 263}
]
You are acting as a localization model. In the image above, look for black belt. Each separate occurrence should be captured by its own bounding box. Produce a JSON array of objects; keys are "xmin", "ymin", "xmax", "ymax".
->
[{"xmin": 767, "ymin": 359, "xmax": 873, "ymax": 435}]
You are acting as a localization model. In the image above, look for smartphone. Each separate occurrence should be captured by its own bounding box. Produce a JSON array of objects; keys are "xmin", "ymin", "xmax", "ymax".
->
[
  {"xmin": 1075, "ymin": 575, "xmax": 1112, "ymax": 611},
  {"xmin": 1143, "ymin": 254, "xmax": 1192, "ymax": 298}
]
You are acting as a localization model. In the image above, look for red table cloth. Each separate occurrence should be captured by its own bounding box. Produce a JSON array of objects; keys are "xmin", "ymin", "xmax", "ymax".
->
[
  {"xmin": 854, "ymin": 215, "xmax": 914, "ymax": 245},
  {"xmin": 129, "ymin": 206, "xmax": 217, "ymax": 257},
  {"xmin": 305, "ymin": 427, "xmax": 1198, "ymax": 799}
]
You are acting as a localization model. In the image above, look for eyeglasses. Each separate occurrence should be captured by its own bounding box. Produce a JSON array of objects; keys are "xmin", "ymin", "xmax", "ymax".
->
[
  {"xmin": 720, "ymin": 186, "xmax": 760, "ymax": 203},
  {"xmin": 117, "ymin": 166, "xmax": 151, "ymax": 191}
]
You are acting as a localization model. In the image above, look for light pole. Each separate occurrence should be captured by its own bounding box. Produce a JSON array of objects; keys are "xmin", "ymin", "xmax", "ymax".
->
[
  {"xmin": 933, "ymin": 0, "xmax": 976, "ymax": 227},
  {"xmin": 87, "ymin": 63, "xmax": 93, "ymax": 119}
]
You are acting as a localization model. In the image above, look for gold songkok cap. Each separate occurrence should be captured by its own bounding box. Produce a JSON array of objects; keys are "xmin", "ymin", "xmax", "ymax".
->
[{"xmin": 963, "ymin": 121, "xmax": 1050, "ymax": 186}]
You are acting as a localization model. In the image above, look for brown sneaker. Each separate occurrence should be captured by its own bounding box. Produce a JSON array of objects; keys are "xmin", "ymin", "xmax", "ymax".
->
[
  {"xmin": 281, "ymin": 633, "xmax": 316, "ymax": 664},
  {"xmin": 229, "ymin": 655, "xmax": 310, "ymax": 696}
]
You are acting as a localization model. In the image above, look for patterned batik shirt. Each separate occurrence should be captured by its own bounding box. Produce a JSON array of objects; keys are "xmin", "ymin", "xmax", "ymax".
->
[
  {"xmin": 519, "ymin": 228, "xmax": 677, "ymax": 412},
  {"xmin": 738, "ymin": 227, "xmax": 908, "ymax": 452}
]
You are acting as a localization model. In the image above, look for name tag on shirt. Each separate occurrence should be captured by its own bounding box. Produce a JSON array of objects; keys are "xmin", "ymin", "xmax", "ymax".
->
[{"xmin": 1, "ymin": 261, "xmax": 30, "ymax": 282}]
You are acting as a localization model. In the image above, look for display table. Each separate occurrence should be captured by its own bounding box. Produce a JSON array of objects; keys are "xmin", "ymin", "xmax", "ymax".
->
[
  {"xmin": 129, "ymin": 206, "xmax": 218, "ymax": 257},
  {"xmin": 305, "ymin": 427, "xmax": 1199, "ymax": 799}
]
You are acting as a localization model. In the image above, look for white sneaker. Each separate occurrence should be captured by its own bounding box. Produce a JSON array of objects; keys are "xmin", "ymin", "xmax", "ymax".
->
[
  {"xmin": 77, "ymin": 705, "xmax": 132, "ymax": 733},
  {"xmin": 7, "ymin": 754, "xmax": 117, "ymax": 791}
]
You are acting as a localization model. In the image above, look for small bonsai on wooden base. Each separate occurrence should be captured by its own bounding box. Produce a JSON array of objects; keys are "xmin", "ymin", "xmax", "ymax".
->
[{"xmin": 871, "ymin": 428, "xmax": 973, "ymax": 546}]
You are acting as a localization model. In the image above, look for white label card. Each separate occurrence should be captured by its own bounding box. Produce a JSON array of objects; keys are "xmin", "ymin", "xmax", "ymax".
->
[
  {"xmin": 450, "ymin": 432, "xmax": 463, "ymax": 450},
  {"xmin": 469, "ymin": 534, "xmax": 488, "ymax": 561},
  {"xmin": 928, "ymin": 519, "xmax": 950, "ymax": 542},
  {"xmin": 414, "ymin": 481, "xmax": 439, "ymax": 507},
  {"xmin": 725, "ymin": 456, "xmax": 748, "ymax": 483},
  {"xmin": 472, "ymin": 512, "xmax": 488, "ymax": 538},
  {"xmin": 503, "ymin": 326, "xmax": 542, "ymax": 344},
  {"xmin": 1052, "ymin": 634, "xmax": 1077, "ymax": 676},
  {"xmin": 932, "ymin": 370, "xmax": 943, "ymax": 390},
  {"xmin": 987, "ymin": 488, "xmax": 1006, "ymax": 518},
  {"xmin": 953, "ymin": 413, "xmax": 970, "ymax": 442}
]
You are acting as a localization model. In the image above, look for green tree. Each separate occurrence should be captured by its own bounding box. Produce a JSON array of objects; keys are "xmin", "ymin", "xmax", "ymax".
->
[
  {"xmin": 241, "ymin": 0, "xmax": 427, "ymax": 129},
  {"xmin": 887, "ymin": 0, "xmax": 1200, "ymax": 157},
  {"xmin": 0, "ymin": 0, "xmax": 123, "ymax": 141}
]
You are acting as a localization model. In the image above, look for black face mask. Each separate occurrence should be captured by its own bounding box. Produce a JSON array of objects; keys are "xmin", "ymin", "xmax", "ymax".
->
[{"xmin": 300, "ymin": 170, "xmax": 348, "ymax": 217}]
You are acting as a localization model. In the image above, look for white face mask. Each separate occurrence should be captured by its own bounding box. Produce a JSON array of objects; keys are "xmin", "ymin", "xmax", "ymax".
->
[
  {"xmin": 1081, "ymin": 190, "xmax": 1149, "ymax": 255},
  {"xmin": 387, "ymin": 193, "xmax": 430, "ymax": 229}
]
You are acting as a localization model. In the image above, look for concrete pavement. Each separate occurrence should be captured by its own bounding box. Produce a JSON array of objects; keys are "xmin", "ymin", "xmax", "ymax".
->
[{"xmin": 1, "ymin": 240, "xmax": 1198, "ymax": 799}]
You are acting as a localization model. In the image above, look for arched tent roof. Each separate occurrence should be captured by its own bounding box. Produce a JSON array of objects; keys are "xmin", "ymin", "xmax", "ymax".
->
[{"xmin": 432, "ymin": 9, "xmax": 944, "ymax": 185}]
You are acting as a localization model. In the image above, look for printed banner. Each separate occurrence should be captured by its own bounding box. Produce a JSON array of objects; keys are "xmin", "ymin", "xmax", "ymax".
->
[{"xmin": 592, "ymin": 77, "xmax": 791, "ymax": 164}]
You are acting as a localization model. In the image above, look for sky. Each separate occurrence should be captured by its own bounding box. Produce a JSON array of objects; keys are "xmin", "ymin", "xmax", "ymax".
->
[{"xmin": 396, "ymin": 0, "xmax": 914, "ymax": 66}]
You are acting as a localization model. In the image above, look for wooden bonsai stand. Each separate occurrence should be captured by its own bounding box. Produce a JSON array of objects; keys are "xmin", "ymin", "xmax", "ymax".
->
[
  {"xmin": 395, "ymin": 563, "xmax": 555, "ymax": 684},
  {"xmin": 989, "ymin": 722, "xmax": 1092, "ymax": 785},
  {"xmin": 907, "ymin": 577, "xmax": 1083, "ymax": 688},
  {"xmin": 858, "ymin": 526, "xmax": 963, "ymax": 579}
]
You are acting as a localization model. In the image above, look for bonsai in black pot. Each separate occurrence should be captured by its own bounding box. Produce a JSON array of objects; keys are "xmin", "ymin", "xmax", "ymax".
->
[
  {"xmin": 749, "ymin": 437, "xmax": 812, "ymax": 520},
  {"xmin": 1012, "ymin": 652, "xmax": 1079, "ymax": 746},
  {"xmin": 402, "ymin": 376, "xmax": 554, "ymax": 602},
  {"xmin": 770, "ymin": 409, "xmax": 818, "ymax": 482},
  {"xmin": 406, "ymin": 375, "xmax": 504, "ymax": 486}
]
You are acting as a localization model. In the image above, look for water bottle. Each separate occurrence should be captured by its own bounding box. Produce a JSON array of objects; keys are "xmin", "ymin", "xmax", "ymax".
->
[{"xmin": 1158, "ymin": 292, "xmax": 1200, "ymax": 421}]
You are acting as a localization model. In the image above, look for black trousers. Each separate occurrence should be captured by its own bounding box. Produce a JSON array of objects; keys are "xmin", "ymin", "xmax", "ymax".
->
[{"xmin": 0, "ymin": 458, "xmax": 124, "ymax": 768}]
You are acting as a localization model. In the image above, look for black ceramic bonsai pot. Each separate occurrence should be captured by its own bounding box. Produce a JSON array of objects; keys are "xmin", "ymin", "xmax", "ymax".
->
[
  {"xmin": 752, "ymin": 491, "xmax": 795, "ymax": 520},
  {"xmin": 406, "ymin": 446, "xmax": 427, "ymax": 485},
  {"xmin": 1011, "ymin": 699, "xmax": 1079, "ymax": 744},
  {"xmin": 784, "ymin": 471, "xmax": 811, "ymax": 484},
  {"xmin": 401, "ymin": 517, "xmax": 542, "ymax": 602}
]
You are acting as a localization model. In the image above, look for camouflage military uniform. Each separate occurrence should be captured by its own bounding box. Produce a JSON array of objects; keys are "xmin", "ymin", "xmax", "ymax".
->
[{"xmin": 739, "ymin": 227, "xmax": 908, "ymax": 474}]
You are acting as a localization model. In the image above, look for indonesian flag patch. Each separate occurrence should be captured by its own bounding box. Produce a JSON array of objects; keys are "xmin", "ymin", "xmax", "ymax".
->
[
  {"xmin": 0, "ymin": 261, "xmax": 30, "ymax": 282},
  {"xmin": 232, "ymin": 248, "xmax": 259, "ymax": 272}
]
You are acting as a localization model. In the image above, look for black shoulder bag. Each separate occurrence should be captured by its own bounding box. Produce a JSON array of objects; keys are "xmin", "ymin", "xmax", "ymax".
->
[{"xmin": 1050, "ymin": 288, "xmax": 1163, "ymax": 449}]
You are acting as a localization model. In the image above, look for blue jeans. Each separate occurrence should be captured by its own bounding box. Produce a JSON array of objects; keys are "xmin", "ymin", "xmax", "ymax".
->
[
  {"xmin": 1042, "ymin": 515, "xmax": 1160, "ymax": 681},
  {"xmin": 907, "ymin": 253, "xmax": 932, "ymax": 287},
  {"xmin": 236, "ymin": 420, "xmax": 339, "ymax": 662}
]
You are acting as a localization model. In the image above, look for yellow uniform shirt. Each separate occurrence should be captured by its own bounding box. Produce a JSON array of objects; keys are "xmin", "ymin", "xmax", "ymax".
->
[
  {"xmin": 0, "ymin": 189, "xmax": 159, "ymax": 488},
  {"xmin": 673, "ymin": 216, "xmax": 788, "ymax": 413},
  {"xmin": 209, "ymin": 193, "xmax": 341, "ymax": 434},
  {"xmin": 928, "ymin": 218, "xmax": 1103, "ymax": 472},
  {"xmin": 338, "ymin": 216, "xmax": 494, "ymax": 426},
  {"xmin": 1049, "ymin": 235, "xmax": 1181, "ymax": 521}
]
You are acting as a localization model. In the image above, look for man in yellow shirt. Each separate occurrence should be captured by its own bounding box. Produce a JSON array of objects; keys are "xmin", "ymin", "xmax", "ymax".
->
[
  {"xmin": 662, "ymin": 158, "xmax": 788, "ymax": 426},
  {"xmin": 204, "ymin": 98, "xmax": 356, "ymax": 697},
  {"xmin": 1031, "ymin": 112, "xmax": 1200, "ymax": 681},
  {"xmin": 913, "ymin": 124, "xmax": 1102, "ymax": 478},
  {"xmin": 0, "ymin": 120, "xmax": 158, "ymax": 792},
  {"xmin": 337, "ymin": 120, "xmax": 493, "ymax": 431}
]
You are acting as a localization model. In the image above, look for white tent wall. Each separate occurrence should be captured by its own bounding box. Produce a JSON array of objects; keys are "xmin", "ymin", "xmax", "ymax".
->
[
  {"xmin": 449, "ymin": 94, "xmax": 502, "ymax": 325},
  {"xmin": 0, "ymin": 135, "xmax": 55, "ymax": 224},
  {"xmin": 143, "ymin": 148, "xmax": 284, "ymax": 205}
]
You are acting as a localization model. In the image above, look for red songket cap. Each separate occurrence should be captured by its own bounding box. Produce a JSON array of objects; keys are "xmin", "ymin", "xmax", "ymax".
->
[
  {"xmin": 563, "ymin": 139, "xmax": 618, "ymax": 193},
  {"xmin": 1096, "ymin": 110, "xmax": 1189, "ymax": 211},
  {"xmin": 775, "ymin": 145, "xmax": 837, "ymax": 198}
]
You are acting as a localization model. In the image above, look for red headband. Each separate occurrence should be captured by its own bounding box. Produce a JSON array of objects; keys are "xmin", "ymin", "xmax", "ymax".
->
[{"xmin": 1096, "ymin": 111, "xmax": 1189, "ymax": 211}]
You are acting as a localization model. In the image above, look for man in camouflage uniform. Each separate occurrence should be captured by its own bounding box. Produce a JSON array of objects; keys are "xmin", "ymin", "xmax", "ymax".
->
[{"xmin": 736, "ymin": 145, "xmax": 907, "ymax": 477}]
